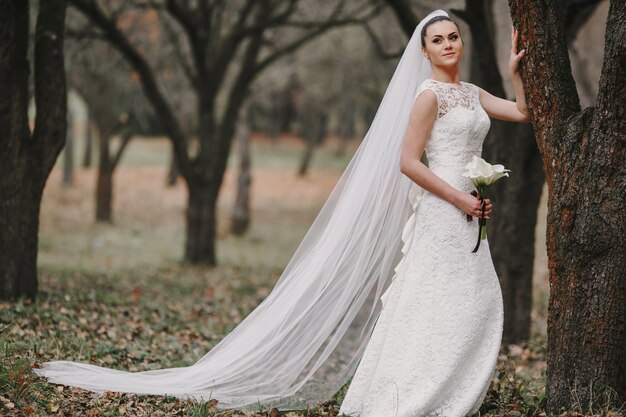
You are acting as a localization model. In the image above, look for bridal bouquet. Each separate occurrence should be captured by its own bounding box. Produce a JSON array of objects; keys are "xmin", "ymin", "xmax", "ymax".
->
[{"xmin": 463, "ymin": 155, "xmax": 511, "ymax": 253}]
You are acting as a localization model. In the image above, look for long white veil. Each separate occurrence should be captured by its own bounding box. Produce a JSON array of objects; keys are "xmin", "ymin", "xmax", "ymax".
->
[{"xmin": 34, "ymin": 10, "xmax": 446, "ymax": 412}]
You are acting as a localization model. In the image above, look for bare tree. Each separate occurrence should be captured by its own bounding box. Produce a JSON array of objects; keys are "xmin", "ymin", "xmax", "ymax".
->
[
  {"xmin": 68, "ymin": 0, "xmax": 381, "ymax": 264},
  {"xmin": 66, "ymin": 33, "xmax": 150, "ymax": 223},
  {"xmin": 94, "ymin": 113, "xmax": 135, "ymax": 223},
  {"xmin": 509, "ymin": 0, "xmax": 626, "ymax": 411},
  {"xmin": 0, "ymin": 0, "xmax": 67, "ymax": 299}
]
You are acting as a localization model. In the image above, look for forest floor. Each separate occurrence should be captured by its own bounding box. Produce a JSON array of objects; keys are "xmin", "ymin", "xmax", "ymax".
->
[{"xmin": 1, "ymin": 135, "xmax": 601, "ymax": 416}]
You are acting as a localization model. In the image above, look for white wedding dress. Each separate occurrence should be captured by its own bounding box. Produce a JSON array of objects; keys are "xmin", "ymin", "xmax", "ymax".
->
[{"xmin": 338, "ymin": 79, "xmax": 504, "ymax": 417}]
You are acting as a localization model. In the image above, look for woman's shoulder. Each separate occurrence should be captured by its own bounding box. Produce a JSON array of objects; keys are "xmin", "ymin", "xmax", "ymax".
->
[
  {"xmin": 416, "ymin": 79, "xmax": 440, "ymax": 98},
  {"xmin": 418, "ymin": 78, "xmax": 439, "ymax": 90},
  {"xmin": 415, "ymin": 80, "xmax": 439, "ymax": 107}
]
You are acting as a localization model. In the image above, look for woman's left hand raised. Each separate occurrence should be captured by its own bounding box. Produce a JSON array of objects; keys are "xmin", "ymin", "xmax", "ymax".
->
[{"xmin": 509, "ymin": 26, "xmax": 526, "ymax": 76}]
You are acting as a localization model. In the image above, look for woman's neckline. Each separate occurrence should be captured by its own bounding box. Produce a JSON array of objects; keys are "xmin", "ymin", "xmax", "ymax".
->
[{"xmin": 427, "ymin": 78, "xmax": 463, "ymax": 86}]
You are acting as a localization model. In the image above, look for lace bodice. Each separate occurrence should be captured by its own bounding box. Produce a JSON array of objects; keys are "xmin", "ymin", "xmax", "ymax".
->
[{"xmin": 417, "ymin": 79, "xmax": 491, "ymax": 193}]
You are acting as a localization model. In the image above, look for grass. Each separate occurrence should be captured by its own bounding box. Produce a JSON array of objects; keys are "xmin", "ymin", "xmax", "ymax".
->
[{"xmin": 0, "ymin": 134, "xmax": 594, "ymax": 416}]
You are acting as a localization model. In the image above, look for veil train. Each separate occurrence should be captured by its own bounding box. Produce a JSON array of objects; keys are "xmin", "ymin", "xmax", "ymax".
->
[{"xmin": 33, "ymin": 10, "xmax": 446, "ymax": 412}]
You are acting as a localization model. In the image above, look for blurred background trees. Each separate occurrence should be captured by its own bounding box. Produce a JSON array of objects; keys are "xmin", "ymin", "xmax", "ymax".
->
[
  {"xmin": 65, "ymin": 38, "xmax": 153, "ymax": 222},
  {"xmin": 66, "ymin": 0, "xmax": 382, "ymax": 264}
]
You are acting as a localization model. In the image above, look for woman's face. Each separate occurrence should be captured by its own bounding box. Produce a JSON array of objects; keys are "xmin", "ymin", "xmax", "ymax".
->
[{"xmin": 422, "ymin": 20, "xmax": 463, "ymax": 68}]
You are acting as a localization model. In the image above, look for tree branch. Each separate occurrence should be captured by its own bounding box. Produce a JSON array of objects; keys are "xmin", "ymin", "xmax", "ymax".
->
[
  {"xmin": 159, "ymin": 10, "xmax": 197, "ymax": 85},
  {"xmin": 230, "ymin": 0, "xmax": 299, "ymax": 40},
  {"xmin": 69, "ymin": 0, "xmax": 192, "ymax": 180},
  {"xmin": 593, "ymin": 0, "xmax": 626, "ymax": 131},
  {"xmin": 380, "ymin": 0, "xmax": 420, "ymax": 37},
  {"xmin": 65, "ymin": 25, "xmax": 104, "ymax": 41},
  {"xmin": 359, "ymin": 22, "xmax": 402, "ymax": 59},
  {"xmin": 111, "ymin": 129, "xmax": 133, "ymax": 169},
  {"xmin": 203, "ymin": 1, "xmax": 266, "ymax": 104},
  {"xmin": 165, "ymin": 0, "xmax": 195, "ymax": 34},
  {"xmin": 254, "ymin": 2, "xmax": 382, "ymax": 75}
]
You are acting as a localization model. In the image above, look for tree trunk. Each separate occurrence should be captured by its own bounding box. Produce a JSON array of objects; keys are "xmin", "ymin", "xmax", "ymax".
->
[
  {"xmin": 336, "ymin": 96, "xmax": 355, "ymax": 158},
  {"xmin": 232, "ymin": 106, "xmax": 252, "ymax": 236},
  {"xmin": 96, "ymin": 165, "xmax": 113, "ymax": 222},
  {"xmin": 0, "ymin": 181, "xmax": 43, "ymax": 299},
  {"xmin": 95, "ymin": 123, "xmax": 112, "ymax": 222},
  {"xmin": 298, "ymin": 136, "xmax": 316, "ymax": 177},
  {"xmin": 167, "ymin": 148, "xmax": 179, "ymax": 186},
  {"xmin": 82, "ymin": 110, "xmax": 92, "ymax": 167},
  {"xmin": 270, "ymin": 91, "xmax": 281, "ymax": 144},
  {"xmin": 94, "ymin": 126, "xmax": 132, "ymax": 223},
  {"xmin": 62, "ymin": 112, "xmax": 74, "ymax": 186},
  {"xmin": 509, "ymin": 0, "xmax": 626, "ymax": 411},
  {"xmin": 185, "ymin": 183, "xmax": 218, "ymax": 264},
  {"xmin": 0, "ymin": 0, "xmax": 67, "ymax": 300},
  {"xmin": 298, "ymin": 112, "xmax": 327, "ymax": 177}
]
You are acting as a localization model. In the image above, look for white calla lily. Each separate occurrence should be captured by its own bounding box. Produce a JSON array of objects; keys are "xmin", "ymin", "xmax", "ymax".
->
[
  {"xmin": 463, "ymin": 155, "xmax": 511, "ymax": 187},
  {"xmin": 461, "ymin": 155, "xmax": 511, "ymax": 252}
]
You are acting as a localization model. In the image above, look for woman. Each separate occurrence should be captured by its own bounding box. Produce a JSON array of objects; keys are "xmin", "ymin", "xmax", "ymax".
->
[
  {"xmin": 338, "ymin": 11, "xmax": 528, "ymax": 417},
  {"xmin": 34, "ymin": 9, "xmax": 529, "ymax": 416}
]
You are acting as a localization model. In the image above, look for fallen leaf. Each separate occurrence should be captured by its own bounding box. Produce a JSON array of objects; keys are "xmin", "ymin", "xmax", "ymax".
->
[{"xmin": 132, "ymin": 287, "xmax": 142, "ymax": 303}]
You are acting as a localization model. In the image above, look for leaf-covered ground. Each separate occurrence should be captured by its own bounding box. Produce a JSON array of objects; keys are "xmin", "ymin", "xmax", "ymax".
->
[{"xmin": 1, "ymin": 136, "xmax": 600, "ymax": 416}]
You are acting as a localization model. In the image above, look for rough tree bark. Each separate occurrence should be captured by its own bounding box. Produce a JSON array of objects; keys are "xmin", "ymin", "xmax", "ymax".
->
[
  {"xmin": 70, "ymin": 0, "xmax": 379, "ymax": 264},
  {"xmin": 509, "ymin": 0, "xmax": 626, "ymax": 411},
  {"xmin": 0, "ymin": 0, "xmax": 67, "ymax": 300}
]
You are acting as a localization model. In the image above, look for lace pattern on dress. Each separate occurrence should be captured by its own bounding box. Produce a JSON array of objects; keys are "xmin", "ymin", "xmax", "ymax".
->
[{"xmin": 416, "ymin": 79, "xmax": 479, "ymax": 119}]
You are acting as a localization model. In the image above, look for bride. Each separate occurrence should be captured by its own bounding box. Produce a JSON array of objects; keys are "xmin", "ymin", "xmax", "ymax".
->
[{"xmin": 34, "ymin": 9, "xmax": 529, "ymax": 416}]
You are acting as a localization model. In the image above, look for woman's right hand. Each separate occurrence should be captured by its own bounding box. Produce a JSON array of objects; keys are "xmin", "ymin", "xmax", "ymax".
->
[{"xmin": 455, "ymin": 191, "xmax": 492, "ymax": 219}]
